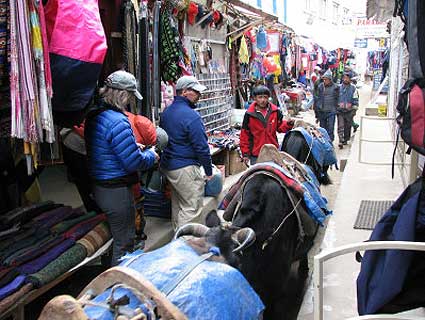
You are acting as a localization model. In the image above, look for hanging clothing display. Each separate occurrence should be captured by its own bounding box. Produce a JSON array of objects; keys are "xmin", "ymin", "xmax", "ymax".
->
[
  {"xmin": 160, "ymin": 8, "xmax": 184, "ymax": 82},
  {"xmin": 256, "ymin": 26, "xmax": 267, "ymax": 51},
  {"xmin": 44, "ymin": 0, "xmax": 107, "ymax": 127},
  {"xmin": 122, "ymin": 0, "xmax": 138, "ymax": 113}
]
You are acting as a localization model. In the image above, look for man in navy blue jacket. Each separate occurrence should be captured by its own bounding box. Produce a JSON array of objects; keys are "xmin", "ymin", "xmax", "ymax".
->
[{"xmin": 160, "ymin": 76, "xmax": 212, "ymax": 230}]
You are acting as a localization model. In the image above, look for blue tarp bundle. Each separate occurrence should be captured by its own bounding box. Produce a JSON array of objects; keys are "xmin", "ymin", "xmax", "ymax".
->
[
  {"xmin": 85, "ymin": 239, "xmax": 264, "ymax": 319},
  {"xmin": 261, "ymin": 162, "xmax": 331, "ymax": 225},
  {"xmin": 293, "ymin": 127, "xmax": 337, "ymax": 167}
]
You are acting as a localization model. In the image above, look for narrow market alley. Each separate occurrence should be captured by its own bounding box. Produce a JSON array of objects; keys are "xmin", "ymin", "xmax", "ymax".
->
[{"xmin": 2, "ymin": 0, "xmax": 425, "ymax": 319}]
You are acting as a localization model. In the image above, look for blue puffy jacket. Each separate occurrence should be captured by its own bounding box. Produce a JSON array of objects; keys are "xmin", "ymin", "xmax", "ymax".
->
[
  {"xmin": 160, "ymin": 96, "xmax": 212, "ymax": 176},
  {"xmin": 85, "ymin": 104, "xmax": 156, "ymax": 182}
]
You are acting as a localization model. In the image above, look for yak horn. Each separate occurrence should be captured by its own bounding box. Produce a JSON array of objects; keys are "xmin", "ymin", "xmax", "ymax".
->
[
  {"xmin": 173, "ymin": 223, "xmax": 210, "ymax": 240},
  {"xmin": 232, "ymin": 228, "xmax": 256, "ymax": 252}
]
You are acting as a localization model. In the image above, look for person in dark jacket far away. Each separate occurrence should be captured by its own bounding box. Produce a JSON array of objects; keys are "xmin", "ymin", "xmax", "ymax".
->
[
  {"xmin": 160, "ymin": 75, "xmax": 212, "ymax": 230},
  {"xmin": 240, "ymin": 85, "xmax": 294, "ymax": 165},
  {"xmin": 85, "ymin": 70, "xmax": 158, "ymax": 266},
  {"xmin": 314, "ymin": 69, "xmax": 339, "ymax": 142},
  {"xmin": 337, "ymin": 72, "xmax": 359, "ymax": 149}
]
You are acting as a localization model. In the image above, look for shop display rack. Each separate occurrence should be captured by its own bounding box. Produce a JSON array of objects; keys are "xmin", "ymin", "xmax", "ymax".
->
[{"xmin": 196, "ymin": 74, "xmax": 233, "ymax": 133}]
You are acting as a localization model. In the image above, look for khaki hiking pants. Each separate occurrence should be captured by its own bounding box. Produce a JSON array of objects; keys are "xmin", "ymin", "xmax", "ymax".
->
[{"xmin": 162, "ymin": 165, "xmax": 205, "ymax": 230}]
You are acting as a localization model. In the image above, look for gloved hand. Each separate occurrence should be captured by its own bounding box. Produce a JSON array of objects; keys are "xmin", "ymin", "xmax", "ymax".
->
[{"xmin": 287, "ymin": 119, "xmax": 295, "ymax": 127}]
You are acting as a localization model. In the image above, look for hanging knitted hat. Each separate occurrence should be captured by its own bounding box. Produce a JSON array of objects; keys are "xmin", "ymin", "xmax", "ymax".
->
[
  {"xmin": 187, "ymin": 2, "xmax": 199, "ymax": 25},
  {"xmin": 201, "ymin": 11, "xmax": 214, "ymax": 29},
  {"xmin": 212, "ymin": 10, "xmax": 221, "ymax": 26},
  {"xmin": 215, "ymin": 12, "xmax": 225, "ymax": 30},
  {"xmin": 195, "ymin": 4, "xmax": 205, "ymax": 22}
]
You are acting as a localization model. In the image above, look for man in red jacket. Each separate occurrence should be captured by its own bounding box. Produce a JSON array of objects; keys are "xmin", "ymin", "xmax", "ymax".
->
[{"xmin": 240, "ymin": 85, "xmax": 294, "ymax": 165}]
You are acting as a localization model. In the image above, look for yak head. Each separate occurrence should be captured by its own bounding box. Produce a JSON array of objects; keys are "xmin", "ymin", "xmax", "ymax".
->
[
  {"xmin": 224, "ymin": 174, "xmax": 297, "ymax": 249},
  {"xmin": 173, "ymin": 210, "xmax": 256, "ymax": 268}
]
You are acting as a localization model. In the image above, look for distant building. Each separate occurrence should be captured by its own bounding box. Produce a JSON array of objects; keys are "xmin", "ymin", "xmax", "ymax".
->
[{"xmin": 240, "ymin": 0, "xmax": 366, "ymax": 50}]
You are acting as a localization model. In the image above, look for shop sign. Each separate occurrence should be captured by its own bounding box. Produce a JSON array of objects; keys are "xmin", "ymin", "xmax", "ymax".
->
[
  {"xmin": 354, "ymin": 38, "xmax": 368, "ymax": 48},
  {"xmin": 356, "ymin": 18, "xmax": 389, "ymax": 39}
]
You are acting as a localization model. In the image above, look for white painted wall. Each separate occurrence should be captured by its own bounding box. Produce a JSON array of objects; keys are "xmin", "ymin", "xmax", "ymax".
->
[{"xmin": 238, "ymin": 0, "xmax": 366, "ymax": 49}]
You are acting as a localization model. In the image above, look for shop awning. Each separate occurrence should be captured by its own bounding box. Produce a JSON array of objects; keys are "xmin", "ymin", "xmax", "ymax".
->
[{"xmin": 225, "ymin": 0, "xmax": 279, "ymax": 22}]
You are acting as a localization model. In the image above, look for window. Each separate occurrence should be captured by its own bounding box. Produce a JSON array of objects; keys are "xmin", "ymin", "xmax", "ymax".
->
[
  {"xmin": 305, "ymin": 0, "xmax": 311, "ymax": 11},
  {"xmin": 332, "ymin": 2, "xmax": 339, "ymax": 24},
  {"xmin": 320, "ymin": 0, "xmax": 327, "ymax": 18},
  {"xmin": 342, "ymin": 7, "xmax": 351, "ymax": 25}
]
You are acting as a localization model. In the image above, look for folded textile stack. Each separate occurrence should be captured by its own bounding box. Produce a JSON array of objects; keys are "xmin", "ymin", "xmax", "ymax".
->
[
  {"xmin": 0, "ymin": 203, "xmax": 111, "ymax": 313},
  {"xmin": 208, "ymin": 128, "xmax": 240, "ymax": 151}
]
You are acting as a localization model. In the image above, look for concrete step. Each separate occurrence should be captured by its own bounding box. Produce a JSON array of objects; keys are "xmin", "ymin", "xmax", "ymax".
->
[{"xmin": 144, "ymin": 171, "xmax": 244, "ymax": 252}]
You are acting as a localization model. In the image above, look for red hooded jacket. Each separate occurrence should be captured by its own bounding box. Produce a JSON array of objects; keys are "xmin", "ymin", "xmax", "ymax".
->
[{"xmin": 240, "ymin": 102, "xmax": 292, "ymax": 157}]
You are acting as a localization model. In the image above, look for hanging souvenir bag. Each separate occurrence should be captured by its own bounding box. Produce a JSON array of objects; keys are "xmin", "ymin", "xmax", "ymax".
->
[
  {"xmin": 44, "ymin": 0, "xmax": 107, "ymax": 126},
  {"xmin": 256, "ymin": 26, "xmax": 267, "ymax": 51}
]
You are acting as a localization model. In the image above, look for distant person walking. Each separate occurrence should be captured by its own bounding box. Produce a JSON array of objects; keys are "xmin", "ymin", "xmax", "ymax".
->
[
  {"xmin": 337, "ymin": 72, "xmax": 359, "ymax": 149},
  {"xmin": 314, "ymin": 69, "xmax": 339, "ymax": 141}
]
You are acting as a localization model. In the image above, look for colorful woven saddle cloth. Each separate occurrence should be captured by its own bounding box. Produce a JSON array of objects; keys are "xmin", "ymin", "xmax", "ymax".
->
[{"xmin": 221, "ymin": 144, "xmax": 331, "ymax": 237}]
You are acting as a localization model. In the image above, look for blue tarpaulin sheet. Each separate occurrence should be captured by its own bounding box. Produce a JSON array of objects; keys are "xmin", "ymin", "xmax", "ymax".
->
[{"xmin": 84, "ymin": 239, "xmax": 264, "ymax": 319}]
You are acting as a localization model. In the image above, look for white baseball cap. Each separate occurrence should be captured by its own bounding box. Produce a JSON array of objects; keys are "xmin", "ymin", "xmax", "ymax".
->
[
  {"xmin": 105, "ymin": 70, "xmax": 143, "ymax": 100},
  {"xmin": 175, "ymin": 76, "xmax": 207, "ymax": 93}
]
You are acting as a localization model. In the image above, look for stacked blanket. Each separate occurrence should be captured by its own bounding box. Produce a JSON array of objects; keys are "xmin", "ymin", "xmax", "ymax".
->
[{"xmin": 0, "ymin": 202, "xmax": 111, "ymax": 313}]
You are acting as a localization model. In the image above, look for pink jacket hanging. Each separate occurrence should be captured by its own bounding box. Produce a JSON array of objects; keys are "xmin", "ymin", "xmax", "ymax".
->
[{"xmin": 44, "ymin": 0, "xmax": 107, "ymax": 126}]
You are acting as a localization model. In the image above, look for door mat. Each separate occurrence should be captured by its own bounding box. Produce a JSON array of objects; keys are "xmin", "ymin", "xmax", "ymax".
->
[{"xmin": 354, "ymin": 200, "xmax": 394, "ymax": 230}]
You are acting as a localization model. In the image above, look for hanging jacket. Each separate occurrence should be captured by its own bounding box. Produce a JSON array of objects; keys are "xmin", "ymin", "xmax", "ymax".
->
[
  {"xmin": 240, "ymin": 102, "xmax": 293, "ymax": 157},
  {"xmin": 85, "ymin": 102, "xmax": 156, "ymax": 185},
  {"xmin": 44, "ymin": 0, "xmax": 107, "ymax": 127}
]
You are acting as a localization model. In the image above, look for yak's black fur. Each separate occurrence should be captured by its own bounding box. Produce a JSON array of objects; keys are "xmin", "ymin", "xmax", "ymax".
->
[{"xmin": 223, "ymin": 174, "xmax": 317, "ymax": 320}]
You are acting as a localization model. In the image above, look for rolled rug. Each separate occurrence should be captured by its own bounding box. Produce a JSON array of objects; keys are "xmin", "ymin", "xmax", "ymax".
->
[
  {"xmin": 26, "ymin": 244, "xmax": 87, "ymax": 288},
  {"xmin": 0, "ymin": 283, "xmax": 33, "ymax": 314},
  {"xmin": 77, "ymin": 222, "xmax": 111, "ymax": 257}
]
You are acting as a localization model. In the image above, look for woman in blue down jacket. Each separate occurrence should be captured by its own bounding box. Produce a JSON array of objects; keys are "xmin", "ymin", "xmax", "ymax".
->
[{"xmin": 85, "ymin": 70, "xmax": 158, "ymax": 266}]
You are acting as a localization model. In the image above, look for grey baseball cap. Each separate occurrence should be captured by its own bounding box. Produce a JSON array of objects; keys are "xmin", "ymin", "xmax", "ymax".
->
[
  {"xmin": 175, "ymin": 76, "xmax": 207, "ymax": 93},
  {"xmin": 105, "ymin": 70, "xmax": 143, "ymax": 100}
]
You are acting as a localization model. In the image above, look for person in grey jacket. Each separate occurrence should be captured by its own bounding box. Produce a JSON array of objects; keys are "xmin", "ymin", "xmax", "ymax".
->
[
  {"xmin": 314, "ymin": 69, "xmax": 339, "ymax": 141},
  {"xmin": 337, "ymin": 72, "xmax": 359, "ymax": 149}
]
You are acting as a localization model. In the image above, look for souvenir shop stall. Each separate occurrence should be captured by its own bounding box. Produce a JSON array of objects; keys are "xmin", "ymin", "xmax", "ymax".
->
[
  {"xmin": 366, "ymin": 47, "xmax": 390, "ymax": 92},
  {"xmin": 0, "ymin": 0, "xmax": 132, "ymax": 317},
  {"xmin": 155, "ymin": 0, "xmax": 282, "ymax": 177}
]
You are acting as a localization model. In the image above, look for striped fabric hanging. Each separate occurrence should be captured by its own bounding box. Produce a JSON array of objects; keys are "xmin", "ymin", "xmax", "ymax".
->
[
  {"xmin": 10, "ymin": 0, "xmax": 55, "ymax": 143},
  {"xmin": 29, "ymin": 0, "xmax": 54, "ymax": 143}
]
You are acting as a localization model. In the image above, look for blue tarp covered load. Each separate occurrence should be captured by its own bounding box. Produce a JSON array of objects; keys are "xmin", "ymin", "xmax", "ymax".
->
[
  {"xmin": 84, "ymin": 239, "xmax": 264, "ymax": 319},
  {"xmin": 291, "ymin": 127, "xmax": 337, "ymax": 167}
]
